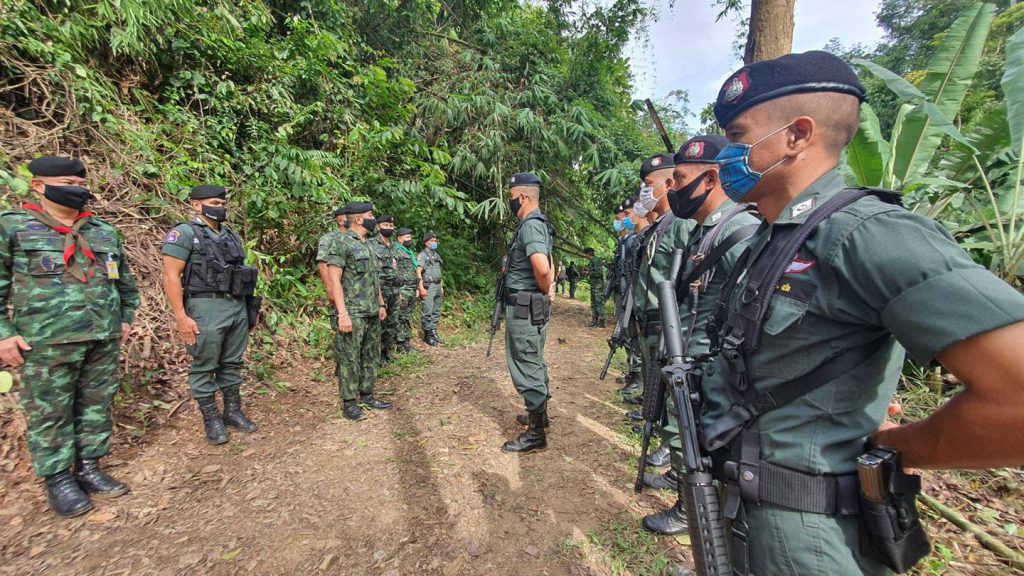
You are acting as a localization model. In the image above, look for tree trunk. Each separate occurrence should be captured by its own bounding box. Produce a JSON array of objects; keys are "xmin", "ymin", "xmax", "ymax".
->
[{"xmin": 744, "ymin": 0, "xmax": 796, "ymax": 64}]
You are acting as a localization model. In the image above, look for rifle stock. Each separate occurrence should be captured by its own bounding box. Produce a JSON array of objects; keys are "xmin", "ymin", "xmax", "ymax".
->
[{"xmin": 599, "ymin": 282, "xmax": 634, "ymax": 380}]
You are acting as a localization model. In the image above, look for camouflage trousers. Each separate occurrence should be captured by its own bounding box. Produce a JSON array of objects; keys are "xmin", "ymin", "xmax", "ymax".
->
[
  {"xmin": 333, "ymin": 313, "xmax": 381, "ymax": 401},
  {"xmin": 17, "ymin": 339, "xmax": 121, "ymax": 478},
  {"xmin": 380, "ymin": 287, "xmax": 401, "ymax": 353},
  {"xmin": 397, "ymin": 287, "xmax": 418, "ymax": 344},
  {"xmin": 589, "ymin": 281, "xmax": 607, "ymax": 321}
]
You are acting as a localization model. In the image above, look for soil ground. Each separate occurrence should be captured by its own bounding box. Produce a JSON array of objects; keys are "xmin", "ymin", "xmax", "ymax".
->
[
  {"xmin": 0, "ymin": 297, "xmax": 689, "ymax": 576},
  {"xmin": 1, "ymin": 296, "xmax": 1021, "ymax": 576}
]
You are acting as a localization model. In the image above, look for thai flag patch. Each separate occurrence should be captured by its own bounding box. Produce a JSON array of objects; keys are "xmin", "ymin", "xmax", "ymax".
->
[{"xmin": 784, "ymin": 258, "xmax": 815, "ymax": 274}]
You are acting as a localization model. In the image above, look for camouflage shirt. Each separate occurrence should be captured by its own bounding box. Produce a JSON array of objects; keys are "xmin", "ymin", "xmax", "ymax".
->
[
  {"xmin": 326, "ymin": 230, "xmax": 381, "ymax": 317},
  {"xmin": 586, "ymin": 255, "xmax": 605, "ymax": 287},
  {"xmin": 395, "ymin": 244, "xmax": 419, "ymax": 288},
  {"xmin": 316, "ymin": 229, "xmax": 343, "ymax": 263},
  {"xmin": 370, "ymin": 236, "xmax": 400, "ymax": 286},
  {"xmin": 0, "ymin": 209, "xmax": 140, "ymax": 344}
]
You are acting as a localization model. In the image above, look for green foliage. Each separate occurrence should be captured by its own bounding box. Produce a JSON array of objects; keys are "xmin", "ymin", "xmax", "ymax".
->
[
  {"xmin": 849, "ymin": 2, "xmax": 1024, "ymax": 284},
  {"xmin": 1, "ymin": 0, "xmax": 672, "ymax": 312}
]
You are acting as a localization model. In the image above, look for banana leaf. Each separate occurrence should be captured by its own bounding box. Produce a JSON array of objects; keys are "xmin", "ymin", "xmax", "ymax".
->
[
  {"xmin": 846, "ymin": 103, "xmax": 888, "ymax": 187},
  {"xmin": 853, "ymin": 59, "xmax": 925, "ymax": 102},
  {"xmin": 936, "ymin": 103, "xmax": 1010, "ymax": 187},
  {"xmin": 890, "ymin": 3, "xmax": 996, "ymax": 184}
]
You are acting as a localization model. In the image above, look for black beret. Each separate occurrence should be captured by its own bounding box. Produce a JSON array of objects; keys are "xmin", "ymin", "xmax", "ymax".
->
[
  {"xmin": 639, "ymin": 154, "xmax": 675, "ymax": 179},
  {"xmin": 346, "ymin": 201, "xmax": 373, "ymax": 214},
  {"xmin": 333, "ymin": 203, "xmax": 351, "ymax": 217},
  {"xmin": 614, "ymin": 204, "xmax": 624, "ymax": 214},
  {"xmin": 714, "ymin": 50, "xmax": 866, "ymax": 129},
  {"xmin": 190, "ymin": 184, "xmax": 226, "ymax": 200},
  {"xmin": 621, "ymin": 198, "xmax": 635, "ymax": 210},
  {"xmin": 378, "ymin": 215, "xmax": 394, "ymax": 224},
  {"xmin": 28, "ymin": 156, "xmax": 86, "ymax": 178},
  {"xmin": 509, "ymin": 172, "xmax": 542, "ymax": 188},
  {"xmin": 674, "ymin": 135, "xmax": 731, "ymax": 165},
  {"xmin": 396, "ymin": 227, "xmax": 412, "ymax": 236},
  {"xmin": 425, "ymin": 232, "xmax": 438, "ymax": 241},
  {"xmin": 584, "ymin": 247, "xmax": 595, "ymax": 255}
]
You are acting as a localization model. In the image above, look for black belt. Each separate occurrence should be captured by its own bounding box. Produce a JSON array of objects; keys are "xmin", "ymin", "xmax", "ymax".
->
[
  {"xmin": 505, "ymin": 289, "xmax": 540, "ymax": 305},
  {"xmin": 188, "ymin": 292, "xmax": 239, "ymax": 299},
  {"xmin": 423, "ymin": 278, "xmax": 441, "ymax": 285},
  {"xmin": 724, "ymin": 461, "xmax": 859, "ymax": 516}
]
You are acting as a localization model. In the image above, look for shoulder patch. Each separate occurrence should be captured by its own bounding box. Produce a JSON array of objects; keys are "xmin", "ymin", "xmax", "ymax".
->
[
  {"xmin": 784, "ymin": 258, "xmax": 816, "ymax": 275},
  {"xmin": 165, "ymin": 230, "xmax": 181, "ymax": 244}
]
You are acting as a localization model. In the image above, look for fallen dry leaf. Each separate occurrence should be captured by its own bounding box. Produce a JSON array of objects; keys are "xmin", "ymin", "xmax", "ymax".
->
[{"xmin": 86, "ymin": 511, "xmax": 117, "ymax": 523}]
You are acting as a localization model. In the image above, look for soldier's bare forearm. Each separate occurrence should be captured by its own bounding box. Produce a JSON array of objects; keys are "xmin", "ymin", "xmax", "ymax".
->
[{"xmin": 873, "ymin": 322, "xmax": 1024, "ymax": 469}]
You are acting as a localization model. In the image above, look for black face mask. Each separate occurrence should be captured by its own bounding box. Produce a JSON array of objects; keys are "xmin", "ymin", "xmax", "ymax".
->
[
  {"xmin": 44, "ymin": 185, "xmax": 92, "ymax": 210},
  {"xmin": 202, "ymin": 205, "xmax": 228, "ymax": 222},
  {"xmin": 509, "ymin": 196, "xmax": 523, "ymax": 217},
  {"xmin": 402, "ymin": 239, "xmax": 413, "ymax": 248},
  {"xmin": 362, "ymin": 218, "xmax": 377, "ymax": 233},
  {"xmin": 380, "ymin": 228, "xmax": 394, "ymax": 238},
  {"xmin": 668, "ymin": 172, "xmax": 711, "ymax": 219}
]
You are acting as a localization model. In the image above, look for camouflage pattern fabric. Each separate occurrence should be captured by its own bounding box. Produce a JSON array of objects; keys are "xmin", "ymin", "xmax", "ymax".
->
[
  {"xmin": 18, "ymin": 340, "xmax": 121, "ymax": 477},
  {"xmin": 0, "ymin": 209, "xmax": 138, "ymax": 478},
  {"xmin": 326, "ymin": 230, "xmax": 382, "ymax": 398},
  {"xmin": 0, "ymin": 210, "xmax": 139, "ymax": 343},
  {"xmin": 370, "ymin": 237, "xmax": 402, "ymax": 354},
  {"xmin": 394, "ymin": 244, "xmax": 419, "ymax": 345}
]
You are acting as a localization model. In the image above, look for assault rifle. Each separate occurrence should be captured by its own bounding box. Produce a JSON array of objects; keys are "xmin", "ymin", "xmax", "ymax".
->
[
  {"xmin": 645, "ymin": 98, "xmax": 675, "ymax": 154},
  {"xmin": 633, "ymin": 248, "xmax": 685, "ymax": 492},
  {"xmin": 485, "ymin": 255, "xmax": 509, "ymax": 357},
  {"xmin": 598, "ymin": 281, "xmax": 634, "ymax": 380},
  {"xmin": 656, "ymin": 271, "xmax": 732, "ymax": 575}
]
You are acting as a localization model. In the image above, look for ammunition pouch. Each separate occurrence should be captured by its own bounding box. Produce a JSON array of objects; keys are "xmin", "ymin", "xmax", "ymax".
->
[
  {"xmin": 858, "ymin": 467, "xmax": 931, "ymax": 573},
  {"xmin": 506, "ymin": 290, "xmax": 550, "ymax": 326}
]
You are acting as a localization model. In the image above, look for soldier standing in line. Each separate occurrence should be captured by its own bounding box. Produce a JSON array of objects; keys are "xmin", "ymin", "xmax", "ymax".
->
[
  {"xmin": 326, "ymin": 202, "xmax": 392, "ymax": 421},
  {"xmin": 0, "ymin": 156, "xmax": 139, "ymax": 517},
  {"xmin": 417, "ymin": 232, "xmax": 444, "ymax": 346},
  {"xmin": 162, "ymin": 185, "xmax": 259, "ymax": 445},
  {"xmin": 581, "ymin": 248, "xmax": 606, "ymax": 327},
  {"xmin": 501, "ymin": 172, "xmax": 555, "ymax": 454},
  {"xmin": 393, "ymin": 227, "xmax": 419, "ymax": 354},
  {"xmin": 370, "ymin": 215, "xmax": 401, "ymax": 364},
  {"xmin": 317, "ymin": 204, "xmax": 349, "ymax": 381}
]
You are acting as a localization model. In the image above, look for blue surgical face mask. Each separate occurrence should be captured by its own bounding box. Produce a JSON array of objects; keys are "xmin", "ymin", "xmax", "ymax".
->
[
  {"xmin": 613, "ymin": 219, "xmax": 624, "ymax": 233},
  {"xmin": 622, "ymin": 217, "xmax": 636, "ymax": 232},
  {"xmin": 716, "ymin": 122, "xmax": 793, "ymax": 202},
  {"xmin": 428, "ymin": 242, "xmax": 438, "ymax": 251}
]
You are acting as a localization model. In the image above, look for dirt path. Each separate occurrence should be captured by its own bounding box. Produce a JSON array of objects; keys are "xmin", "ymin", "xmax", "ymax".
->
[{"xmin": 0, "ymin": 297, "xmax": 686, "ymax": 575}]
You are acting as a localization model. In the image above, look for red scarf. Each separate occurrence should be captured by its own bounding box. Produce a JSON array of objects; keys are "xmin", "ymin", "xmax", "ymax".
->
[{"xmin": 22, "ymin": 203, "xmax": 96, "ymax": 283}]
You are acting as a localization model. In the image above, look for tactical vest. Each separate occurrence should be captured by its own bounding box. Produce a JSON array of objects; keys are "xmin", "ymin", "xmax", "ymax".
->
[
  {"xmin": 183, "ymin": 223, "xmax": 257, "ymax": 297},
  {"xmin": 421, "ymin": 250, "xmax": 443, "ymax": 283}
]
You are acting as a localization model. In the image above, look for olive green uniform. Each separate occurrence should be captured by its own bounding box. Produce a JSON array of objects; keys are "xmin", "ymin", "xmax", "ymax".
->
[
  {"xmin": 326, "ymin": 230, "xmax": 382, "ymax": 401},
  {"xmin": 161, "ymin": 219, "xmax": 251, "ymax": 399},
  {"xmin": 505, "ymin": 209, "xmax": 553, "ymax": 412},
  {"xmin": 0, "ymin": 209, "xmax": 139, "ymax": 477},
  {"xmin": 659, "ymin": 201, "xmax": 758, "ymax": 473},
  {"xmin": 706, "ymin": 170, "xmax": 1024, "ymax": 574},
  {"xmin": 418, "ymin": 248, "xmax": 443, "ymax": 332},
  {"xmin": 586, "ymin": 255, "xmax": 606, "ymax": 322}
]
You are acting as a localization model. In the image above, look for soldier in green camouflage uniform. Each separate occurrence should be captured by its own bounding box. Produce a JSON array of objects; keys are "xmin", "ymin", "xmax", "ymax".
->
[
  {"xmin": 326, "ymin": 202, "xmax": 392, "ymax": 421},
  {"xmin": 370, "ymin": 215, "xmax": 402, "ymax": 363},
  {"xmin": 582, "ymin": 248, "xmax": 606, "ymax": 327},
  {"xmin": 317, "ymin": 206, "xmax": 348, "ymax": 385},
  {"xmin": 0, "ymin": 156, "xmax": 139, "ymax": 517},
  {"xmin": 393, "ymin": 227, "xmax": 419, "ymax": 354}
]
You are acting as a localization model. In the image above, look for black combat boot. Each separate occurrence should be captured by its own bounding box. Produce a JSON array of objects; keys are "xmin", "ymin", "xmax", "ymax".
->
[
  {"xmin": 642, "ymin": 500, "xmax": 690, "ymax": 535},
  {"xmin": 360, "ymin": 394, "xmax": 393, "ymax": 410},
  {"xmin": 424, "ymin": 330, "xmax": 439, "ymax": 346},
  {"xmin": 625, "ymin": 410, "xmax": 644, "ymax": 422},
  {"xmin": 398, "ymin": 340, "xmax": 413, "ymax": 354},
  {"xmin": 619, "ymin": 373, "xmax": 642, "ymax": 396},
  {"xmin": 343, "ymin": 400, "xmax": 367, "ymax": 421},
  {"xmin": 197, "ymin": 396, "xmax": 229, "ymax": 445},
  {"xmin": 45, "ymin": 471, "xmax": 93, "ymax": 518},
  {"xmin": 643, "ymin": 468, "xmax": 680, "ymax": 491},
  {"xmin": 502, "ymin": 411, "xmax": 547, "ymax": 454},
  {"xmin": 222, "ymin": 386, "xmax": 258, "ymax": 433},
  {"xmin": 646, "ymin": 445, "xmax": 671, "ymax": 468},
  {"xmin": 623, "ymin": 393, "xmax": 643, "ymax": 405},
  {"xmin": 598, "ymin": 318, "xmax": 607, "ymax": 328},
  {"xmin": 431, "ymin": 330, "xmax": 445, "ymax": 346},
  {"xmin": 74, "ymin": 459, "xmax": 129, "ymax": 497},
  {"xmin": 516, "ymin": 412, "xmax": 550, "ymax": 427}
]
